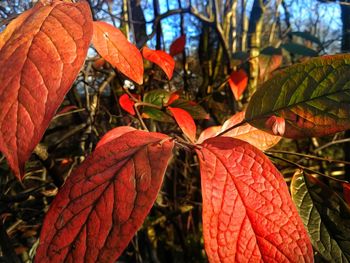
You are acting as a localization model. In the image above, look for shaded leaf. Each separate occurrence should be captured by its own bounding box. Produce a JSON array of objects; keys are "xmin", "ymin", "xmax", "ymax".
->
[
  {"xmin": 143, "ymin": 89, "xmax": 171, "ymax": 106},
  {"xmin": 0, "ymin": 1, "xmax": 93, "ymax": 179},
  {"xmin": 35, "ymin": 130, "xmax": 174, "ymax": 263},
  {"xmin": 198, "ymin": 112, "xmax": 281, "ymax": 150},
  {"xmin": 92, "ymin": 21, "xmax": 143, "ymax": 84},
  {"xmin": 259, "ymin": 47, "xmax": 283, "ymax": 81},
  {"xmin": 142, "ymin": 46, "xmax": 175, "ymax": 79},
  {"xmin": 168, "ymin": 107, "xmax": 196, "ymax": 142},
  {"xmin": 291, "ymin": 171, "xmax": 350, "ymax": 262},
  {"xmin": 143, "ymin": 90, "xmax": 173, "ymax": 122},
  {"xmin": 290, "ymin": 31, "xmax": 321, "ymax": 45},
  {"xmin": 228, "ymin": 69, "xmax": 248, "ymax": 100},
  {"xmin": 344, "ymin": 183, "xmax": 350, "ymax": 206},
  {"xmin": 170, "ymin": 99, "xmax": 209, "ymax": 120},
  {"xmin": 246, "ymin": 54, "xmax": 350, "ymax": 138},
  {"xmin": 281, "ymin": 43, "xmax": 318, "ymax": 57},
  {"xmin": 119, "ymin": 93, "xmax": 139, "ymax": 115},
  {"xmin": 169, "ymin": 35, "xmax": 186, "ymax": 56},
  {"xmin": 197, "ymin": 137, "xmax": 313, "ymax": 262}
]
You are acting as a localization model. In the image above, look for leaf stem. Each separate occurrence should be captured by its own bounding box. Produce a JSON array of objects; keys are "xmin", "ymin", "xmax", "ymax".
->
[{"xmin": 265, "ymin": 152, "xmax": 349, "ymax": 184}]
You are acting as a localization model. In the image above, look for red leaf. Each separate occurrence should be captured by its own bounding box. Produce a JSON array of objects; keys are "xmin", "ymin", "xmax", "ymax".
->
[
  {"xmin": 0, "ymin": 1, "xmax": 93, "ymax": 179},
  {"xmin": 228, "ymin": 69, "xmax": 248, "ymax": 100},
  {"xmin": 119, "ymin": 93, "xmax": 139, "ymax": 115},
  {"xmin": 166, "ymin": 92, "xmax": 180, "ymax": 106},
  {"xmin": 142, "ymin": 46, "xmax": 175, "ymax": 79},
  {"xmin": 92, "ymin": 21, "xmax": 143, "ymax": 84},
  {"xmin": 343, "ymin": 183, "xmax": 350, "ymax": 206},
  {"xmin": 96, "ymin": 126, "xmax": 136, "ymax": 149},
  {"xmin": 196, "ymin": 137, "xmax": 313, "ymax": 262},
  {"xmin": 35, "ymin": 130, "xmax": 174, "ymax": 263},
  {"xmin": 169, "ymin": 35, "xmax": 186, "ymax": 56},
  {"xmin": 168, "ymin": 107, "xmax": 196, "ymax": 143},
  {"xmin": 198, "ymin": 112, "xmax": 281, "ymax": 150}
]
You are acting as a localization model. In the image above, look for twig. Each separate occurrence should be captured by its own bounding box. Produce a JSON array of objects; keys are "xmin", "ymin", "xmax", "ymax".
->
[{"xmin": 266, "ymin": 152, "xmax": 349, "ymax": 184}]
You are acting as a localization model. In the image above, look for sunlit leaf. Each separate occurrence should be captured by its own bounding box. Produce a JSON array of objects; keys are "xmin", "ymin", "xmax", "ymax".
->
[
  {"xmin": 246, "ymin": 54, "xmax": 350, "ymax": 138},
  {"xmin": 0, "ymin": 1, "xmax": 93, "ymax": 179},
  {"xmin": 142, "ymin": 46, "xmax": 175, "ymax": 79},
  {"xmin": 96, "ymin": 126, "xmax": 136, "ymax": 149},
  {"xmin": 291, "ymin": 171, "xmax": 350, "ymax": 262},
  {"xmin": 197, "ymin": 137, "xmax": 313, "ymax": 262},
  {"xmin": 119, "ymin": 93, "xmax": 139, "ymax": 115},
  {"xmin": 228, "ymin": 69, "xmax": 248, "ymax": 100},
  {"xmin": 35, "ymin": 130, "xmax": 174, "ymax": 263},
  {"xmin": 92, "ymin": 21, "xmax": 143, "ymax": 84},
  {"xmin": 197, "ymin": 112, "xmax": 281, "ymax": 150},
  {"xmin": 168, "ymin": 107, "xmax": 196, "ymax": 142}
]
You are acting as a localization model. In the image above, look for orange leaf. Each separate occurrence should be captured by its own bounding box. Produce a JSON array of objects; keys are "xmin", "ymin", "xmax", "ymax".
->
[
  {"xmin": 92, "ymin": 21, "xmax": 143, "ymax": 84},
  {"xmin": 228, "ymin": 69, "xmax": 248, "ymax": 100},
  {"xmin": 0, "ymin": 1, "xmax": 93, "ymax": 180},
  {"xmin": 197, "ymin": 112, "xmax": 281, "ymax": 150},
  {"xmin": 142, "ymin": 46, "xmax": 175, "ymax": 79},
  {"xmin": 197, "ymin": 137, "xmax": 313, "ymax": 262},
  {"xmin": 166, "ymin": 92, "xmax": 180, "ymax": 106},
  {"xmin": 169, "ymin": 35, "xmax": 186, "ymax": 56},
  {"xmin": 168, "ymin": 107, "xmax": 196, "ymax": 142}
]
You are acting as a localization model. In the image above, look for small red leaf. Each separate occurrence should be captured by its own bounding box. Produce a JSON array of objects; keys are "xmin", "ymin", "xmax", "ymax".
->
[
  {"xmin": 92, "ymin": 21, "xmax": 144, "ymax": 84},
  {"xmin": 0, "ymin": 1, "xmax": 93, "ymax": 179},
  {"xmin": 168, "ymin": 107, "xmax": 196, "ymax": 143},
  {"xmin": 35, "ymin": 130, "xmax": 174, "ymax": 263},
  {"xmin": 228, "ymin": 69, "xmax": 248, "ymax": 100},
  {"xmin": 119, "ymin": 93, "xmax": 139, "ymax": 115},
  {"xmin": 169, "ymin": 35, "xmax": 186, "ymax": 56},
  {"xmin": 166, "ymin": 92, "xmax": 180, "ymax": 106},
  {"xmin": 197, "ymin": 137, "xmax": 313, "ymax": 262},
  {"xmin": 142, "ymin": 46, "xmax": 175, "ymax": 79},
  {"xmin": 96, "ymin": 126, "xmax": 136, "ymax": 149}
]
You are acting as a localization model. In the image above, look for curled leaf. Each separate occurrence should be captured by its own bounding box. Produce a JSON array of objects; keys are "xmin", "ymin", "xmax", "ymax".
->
[
  {"xmin": 0, "ymin": 1, "xmax": 93, "ymax": 179},
  {"xmin": 36, "ymin": 130, "xmax": 174, "ymax": 263},
  {"xmin": 92, "ymin": 21, "xmax": 143, "ymax": 84},
  {"xmin": 198, "ymin": 112, "xmax": 281, "ymax": 150},
  {"xmin": 119, "ymin": 93, "xmax": 139, "ymax": 115}
]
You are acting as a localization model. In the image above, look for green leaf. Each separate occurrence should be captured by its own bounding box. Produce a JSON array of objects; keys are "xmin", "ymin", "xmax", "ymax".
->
[
  {"xmin": 170, "ymin": 99, "xmax": 209, "ymax": 120},
  {"xmin": 245, "ymin": 54, "xmax": 350, "ymax": 138},
  {"xmin": 291, "ymin": 171, "xmax": 350, "ymax": 262},
  {"xmin": 282, "ymin": 43, "xmax": 318, "ymax": 57},
  {"xmin": 290, "ymin": 31, "xmax": 321, "ymax": 45},
  {"xmin": 143, "ymin": 89, "xmax": 171, "ymax": 106},
  {"xmin": 143, "ymin": 107, "xmax": 173, "ymax": 122}
]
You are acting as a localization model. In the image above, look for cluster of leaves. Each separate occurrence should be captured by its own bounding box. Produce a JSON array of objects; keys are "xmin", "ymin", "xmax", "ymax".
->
[{"xmin": 0, "ymin": 0, "xmax": 350, "ymax": 262}]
